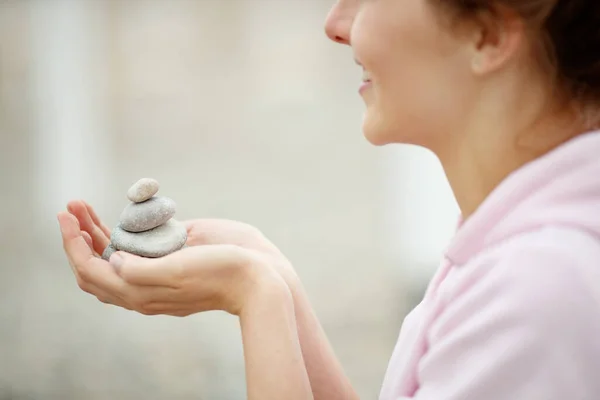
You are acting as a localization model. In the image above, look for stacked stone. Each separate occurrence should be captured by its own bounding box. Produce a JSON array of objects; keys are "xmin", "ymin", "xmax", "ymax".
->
[{"xmin": 102, "ymin": 178, "xmax": 188, "ymax": 261}]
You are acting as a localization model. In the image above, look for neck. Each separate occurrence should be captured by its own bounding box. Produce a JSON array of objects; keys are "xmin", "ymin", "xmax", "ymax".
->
[{"xmin": 435, "ymin": 108, "xmax": 582, "ymax": 220}]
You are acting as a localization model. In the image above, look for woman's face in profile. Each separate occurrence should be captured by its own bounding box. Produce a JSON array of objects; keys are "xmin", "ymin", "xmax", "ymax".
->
[{"xmin": 325, "ymin": 0, "xmax": 479, "ymax": 150}]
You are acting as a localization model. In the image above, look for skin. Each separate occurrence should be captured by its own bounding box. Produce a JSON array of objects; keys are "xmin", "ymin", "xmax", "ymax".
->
[
  {"xmin": 58, "ymin": 0, "xmax": 588, "ymax": 398},
  {"xmin": 58, "ymin": 203, "xmax": 314, "ymax": 399},
  {"xmin": 331, "ymin": 0, "xmax": 581, "ymax": 217}
]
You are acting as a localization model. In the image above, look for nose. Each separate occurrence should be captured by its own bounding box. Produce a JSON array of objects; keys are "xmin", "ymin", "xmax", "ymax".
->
[{"xmin": 324, "ymin": 0, "xmax": 356, "ymax": 45}]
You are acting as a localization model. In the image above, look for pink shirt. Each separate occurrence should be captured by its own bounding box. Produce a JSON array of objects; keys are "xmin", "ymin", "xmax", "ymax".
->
[{"xmin": 380, "ymin": 130, "xmax": 600, "ymax": 399}]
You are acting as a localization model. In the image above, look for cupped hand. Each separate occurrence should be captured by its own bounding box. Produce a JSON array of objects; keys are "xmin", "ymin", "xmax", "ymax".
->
[
  {"xmin": 66, "ymin": 200, "xmax": 299, "ymax": 284},
  {"xmin": 57, "ymin": 210, "xmax": 283, "ymax": 316},
  {"xmin": 184, "ymin": 218, "xmax": 298, "ymax": 283}
]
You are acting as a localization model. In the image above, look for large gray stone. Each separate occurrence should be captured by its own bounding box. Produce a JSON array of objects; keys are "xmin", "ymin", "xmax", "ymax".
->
[
  {"xmin": 119, "ymin": 196, "xmax": 176, "ymax": 233},
  {"xmin": 111, "ymin": 219, "xmax": 187, "ymax": 258},
  {"xmin": 127, "ymin": 178, "xmax": 159, "ymax": 203}
]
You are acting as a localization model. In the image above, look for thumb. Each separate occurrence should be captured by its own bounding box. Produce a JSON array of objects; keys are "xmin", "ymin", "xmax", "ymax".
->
[{"xmin": 109, "ymin": 251, "xmax": 181, "ymax": 287}]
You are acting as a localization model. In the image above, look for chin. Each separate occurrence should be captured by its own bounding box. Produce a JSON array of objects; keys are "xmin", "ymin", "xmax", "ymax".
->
[
  {"xmin": 362, "ymin": 108, "xmax": 430, "ymax": 147},
  {"xmin": 361, "ymin": 112, "xmax": 402, "ymax": 146},
  {"xmin": 361, "ymin": 110, "xmax": 387, "ymax": 145},
  {"xmin": 362, "ymin": 130, "xmax": 389, "ymax": 146}
]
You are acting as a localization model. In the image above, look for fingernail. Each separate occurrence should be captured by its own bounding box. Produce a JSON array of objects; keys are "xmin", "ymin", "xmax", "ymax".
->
[{"xmin": 109, "ymin": 253, "xmax": 124, "ymax": 271}]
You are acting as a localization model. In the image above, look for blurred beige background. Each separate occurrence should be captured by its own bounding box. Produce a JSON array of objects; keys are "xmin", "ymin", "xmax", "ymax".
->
[{"xmin": 0, "ymin": 1, "xmax": 458, "ymax": 399}]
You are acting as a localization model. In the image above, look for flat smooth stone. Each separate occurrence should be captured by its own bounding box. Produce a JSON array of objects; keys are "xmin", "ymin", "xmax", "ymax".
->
[
  {"xmin": 101, "ymin": 244, "xmax": 117, "ymax": 261},
  {"xmin": 119, "ymin": 196, "xmax": 176, "ymax": 233},
  {"xmin": 111, "ymin": 219, "xmax": 187, "ymax": 258},
  {"xmin": 127, "ymin": 178, "xmax": 159, "ymax": 203}
]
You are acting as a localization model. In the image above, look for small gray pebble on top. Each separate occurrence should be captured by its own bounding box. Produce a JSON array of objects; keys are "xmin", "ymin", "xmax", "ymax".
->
[{"xmin": 127, "ymin": 178, "xmax": 159, "ymax": 203}]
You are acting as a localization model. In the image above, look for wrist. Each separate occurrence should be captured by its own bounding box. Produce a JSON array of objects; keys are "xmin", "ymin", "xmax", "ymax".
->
[
  {"xmin": 269, "ymin": 255, "xmax": 301, "ymax": 290},
  {"xmin": 239, "ymin": 254, "xmax": 293, "ymax": 318}
]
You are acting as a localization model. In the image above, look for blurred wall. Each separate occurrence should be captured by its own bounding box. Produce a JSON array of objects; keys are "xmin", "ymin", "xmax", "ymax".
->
[{"xmin": 0, "ymin": 1, "xmax": 458, "ymax": 399}]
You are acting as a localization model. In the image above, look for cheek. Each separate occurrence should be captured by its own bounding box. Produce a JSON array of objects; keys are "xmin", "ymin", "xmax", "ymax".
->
[
  {"xmin": 373, "ymin": 62, "xmax": 471, "ymax": 146},
  {"xmin": 358, "ymin": 29, "xmax": 472, "ymax": 144}
]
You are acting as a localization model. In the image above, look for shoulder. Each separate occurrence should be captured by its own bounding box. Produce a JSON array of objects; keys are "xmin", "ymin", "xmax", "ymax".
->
[
  {"xmin": 488, "ymin": 227, "xmax": 600, "ymax": 303},
  {"xmin": 445, "ymin": 226, "xmax": 600, "ymax": 334},
  {"xmin": 419, "ymin": 227, "xmax": 600, "ymax": 400}
]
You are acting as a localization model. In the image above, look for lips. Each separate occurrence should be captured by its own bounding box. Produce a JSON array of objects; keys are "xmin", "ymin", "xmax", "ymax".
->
[
  {"xmin": 356, "ymin": 59, "xmax": 371, "ymax": 93},
  {"xmin": 359, "ymin": 76, "xmax": 372, "ymax": 94},
  {"xmin": 355, "ymin": 58, "xmax": 371, "ymax": 82},
  {"xmin": 362, "ymin": 68, "xmax": 371, "ymax": 81}
]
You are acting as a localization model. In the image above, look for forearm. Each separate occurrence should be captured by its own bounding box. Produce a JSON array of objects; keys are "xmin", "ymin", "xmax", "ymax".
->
[
  {"xmin": 240, "ymin": 276, "xmax": 314, "ymax": 400},
  {"xmin": 288, "ymin": 277, "xmax": 360, "ymax": 400}
]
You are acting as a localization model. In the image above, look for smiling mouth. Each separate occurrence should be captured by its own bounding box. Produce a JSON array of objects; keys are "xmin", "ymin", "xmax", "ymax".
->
[
  {"xmin": 355, "ymin": 58, "xmax": 372, "ymax": 91},
  {"xmin": 362, "ymin": 71, "xmax": 372, "ymax": 83},
  {"xmin": 359, "ymin": 79, "xmax": 372, "ymax": 94}
]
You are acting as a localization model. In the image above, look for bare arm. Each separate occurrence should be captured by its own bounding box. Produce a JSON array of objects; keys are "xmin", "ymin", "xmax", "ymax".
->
[
  {"xmin": 64, "ymin": 205, "xmax": 359, "ymax": 399},
  {"xmin": 240, "ymin": 273, "xmax": 358, "ymax": 400},
  {"xmin": 240, "ymin": 277, "xmax": 314, "ymax": 400},
  {"xmin": 286, "ymin": 275, "xmax": 361, "ymax": 400}
]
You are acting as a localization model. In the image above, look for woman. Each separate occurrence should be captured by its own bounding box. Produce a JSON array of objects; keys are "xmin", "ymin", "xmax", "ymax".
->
[{"xmin": 58, "ymin": 0, "xmax": 600, "ymax": 398}]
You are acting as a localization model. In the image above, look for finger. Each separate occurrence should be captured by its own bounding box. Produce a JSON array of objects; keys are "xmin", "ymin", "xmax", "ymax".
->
[
  {"xmin": 183, "ymin": 219, "xmax": 241, "ymax": 246},
  {"xmin": 83, "ymin": 283, "xmax": 124, "ymax": 307},
  {"xmin": 83, "ymin": 200, "xmax": 111, "ymax": 238},
  {"xmin": 67, "ymin": 200, "xmax": 110, "ymax": 255},
  {"xmin": 183, "ymin": 219, "xmax": 195, "ymax": 232},
  {"xmin": 182, "ymin": 219, "xmax": 276, "ymax": 253},
  {"xmin": 68, "ymin": 200, "xmax": 111, "ymax": 247},
  {"xmin": 124, "ymin": 295, "xmax": 197, "ymax": 316},
  {"xmin": 82, "ymin": 230, "xmax": 93, "ymax": 249},
  {"xmin": 139, "ymin": 302, "xmax": 195, "ymax": 316},
  {"xmin": 114, "ymin": 244, "xmax": 251, "ymax": 291},
  {"xmin": 122, "ymin": 286, "xmax": 187, "ymax": 313},
  {"xmin": 182, "ymin": 219, "xmax": 223, "ymax": 243},
  {"xmin": 58, "ymin": 212, "xmax": 127, "ymax": 297},
  {"xmin": 110, "ymin": 251, "xmax": 184, "ymax": 288},
  {"xmin": 58, "ymin": 211, "xmax": 102, "ymax": 275},
  {"xmin": 81, "ymin": 231, "xmax": 100, "ymax": 257}
]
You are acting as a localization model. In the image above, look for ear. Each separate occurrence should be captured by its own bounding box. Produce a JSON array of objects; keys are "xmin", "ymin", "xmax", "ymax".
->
[{"xmin": 469, "ymin": 6, "xmax": 525, "ymax": 76}]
